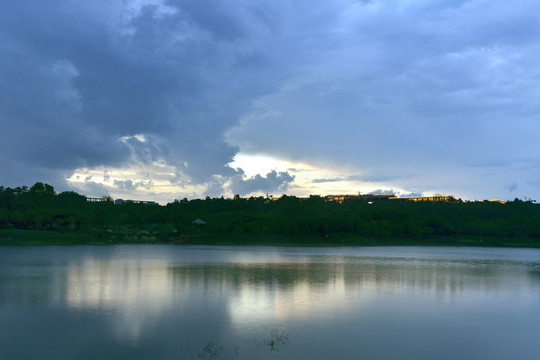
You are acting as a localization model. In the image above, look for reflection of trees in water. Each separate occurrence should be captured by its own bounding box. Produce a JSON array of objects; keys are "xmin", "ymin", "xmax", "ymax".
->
[
  {"xmin": 168, "ymin": 259, "xmax": 538, "ymax": 299},
  {"xmin": 0, "ymin": 273, "xmax": 56, "ymax": 306},
  {"xmin": 2, "ymin": 254, "xmax": 538, "ymax": 308}
]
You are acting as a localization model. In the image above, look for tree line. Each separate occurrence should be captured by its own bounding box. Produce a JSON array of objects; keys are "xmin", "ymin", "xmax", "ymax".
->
[{"xmin": 1, "ymin": 182, "xmax": 540, "ymax": 246}]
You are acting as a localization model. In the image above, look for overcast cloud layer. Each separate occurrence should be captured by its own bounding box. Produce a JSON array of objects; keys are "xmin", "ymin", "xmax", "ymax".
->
[{"xmin": 1, "ymin": 0, "xmax": 540, "ymax": 202}]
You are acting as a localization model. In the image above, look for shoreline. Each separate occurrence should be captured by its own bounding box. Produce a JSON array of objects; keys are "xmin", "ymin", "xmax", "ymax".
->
[{"xmin": 1, "ymin": 229, "xmax": 539, "ymax": 248}]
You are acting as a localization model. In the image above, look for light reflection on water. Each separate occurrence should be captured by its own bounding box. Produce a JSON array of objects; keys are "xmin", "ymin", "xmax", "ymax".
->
[{"xmin": 1, "ymin": 245, "xmax": 540, "ymax": 360}]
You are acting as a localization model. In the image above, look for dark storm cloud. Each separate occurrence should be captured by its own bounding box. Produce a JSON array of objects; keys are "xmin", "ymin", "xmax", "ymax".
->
[
  {"xmin": 165, "ymin": 0, "xmax": 247, "ymax": 40},
  {"xmin": 2, "ymin": 0, "xmax": 540, "ymax": 200},
  {"xmin": 0, "ymin": 0, "xmax": 282, "ymax": 189}
]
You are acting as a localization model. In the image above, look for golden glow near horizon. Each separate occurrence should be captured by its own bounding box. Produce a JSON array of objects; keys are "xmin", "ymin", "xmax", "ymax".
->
[
  {"xmin": 229, "ymin": 153, "xmax": 392, "ymax": 197},
  {"xmin": 67, "ymin": 165, "xmax": 182, "ymax": 193},
  {"xmin": 230, "ymin": 154, "xmax": 463, "ymax": 199},
  {"xmin": 66, "ymin": 151, "xmax": 426, "ymax": 203},
  {"xmin": 66, "ymin": 161, "xmax": 207, "ymax": 203}
]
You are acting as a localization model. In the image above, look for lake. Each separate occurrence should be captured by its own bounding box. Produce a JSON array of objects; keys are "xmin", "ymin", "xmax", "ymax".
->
[{"xmin": 1, "ymin": 245, "xmax": 540, "ymax": 359}]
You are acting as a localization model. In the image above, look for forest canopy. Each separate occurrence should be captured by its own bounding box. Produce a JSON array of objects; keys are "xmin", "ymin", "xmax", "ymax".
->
[{"xmin": 1, "ymin": 183, "xmax": 539, "ymax": 247}]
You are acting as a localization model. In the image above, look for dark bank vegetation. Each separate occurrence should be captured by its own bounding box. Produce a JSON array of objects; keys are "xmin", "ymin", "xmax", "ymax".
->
[{"xmin": 1, "ymin": 182, "xmax": 540, "ymax": 247}]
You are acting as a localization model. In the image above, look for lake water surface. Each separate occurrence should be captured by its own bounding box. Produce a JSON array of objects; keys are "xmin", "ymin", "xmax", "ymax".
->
[{"xmin": 1, "ymin": 245, "xmax": 540, "ymax": 359}]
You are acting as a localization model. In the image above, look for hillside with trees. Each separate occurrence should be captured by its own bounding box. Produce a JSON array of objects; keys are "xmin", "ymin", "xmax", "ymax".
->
[{"xmin": 1, "ymin": 183, "xmax": 539, "ymax": 247}]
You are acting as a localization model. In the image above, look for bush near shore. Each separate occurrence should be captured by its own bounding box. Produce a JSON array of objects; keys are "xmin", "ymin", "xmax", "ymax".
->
[{"xmin": 1, "ymin": 183, "xmax": 539, "ymax": 247}]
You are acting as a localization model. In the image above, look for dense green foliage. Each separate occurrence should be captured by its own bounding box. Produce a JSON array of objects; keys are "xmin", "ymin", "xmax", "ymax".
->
[{"xmin": 1, "ymin": 183, "xmax": 540, "ymax": 247}]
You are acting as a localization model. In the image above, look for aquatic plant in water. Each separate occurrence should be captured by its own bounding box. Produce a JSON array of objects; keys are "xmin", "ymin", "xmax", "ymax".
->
[
  {"xmin": 179, "ymin": 330, "xmax": 290, "ymax": 359},
  {"xmin": 263, "ymin": 330, "xmax": 290, "ymax": 352}
]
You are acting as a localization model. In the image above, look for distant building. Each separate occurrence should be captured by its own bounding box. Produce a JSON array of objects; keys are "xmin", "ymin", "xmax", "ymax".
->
[
  {"xmin": 325, "ymin": 194, "xmax": 396, "ymax": 204},
  {"xmin": 192, "ymin": 219, "xmax": 207, "ymax": 231},
  {"xmin": 86, "ymin": 197, "xmax": 158, "ymax": 205},
  {"xmin": 324, "ymin": 194, "xmax": 461, "ymax": 204},
  {"xmin": 86, "ymin": 197, "xmax": 107, "ymax": 202},
  {"xmin": 114, "ymin": 199, "xmax": 159, "ymax": 205},
  {"xmin": 389, "ymin": 195, "xmax": 460, "ymax": 203},
  {"xmin": 485, "ymin": 199, "xmax": 507, "ymax": 204}
]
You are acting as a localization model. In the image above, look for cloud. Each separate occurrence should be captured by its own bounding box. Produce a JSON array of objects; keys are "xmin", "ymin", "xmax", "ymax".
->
[
  {"xmin": 312, "ymin": 174, "xmax": 399, "ymax": 184},
  {"xmin": 505, "ymin": 182, "xmax": 518, "ymax": 193},
  {"xmin": 228, "ymin": 170, "xmax": 295, "ymax": 196},
  {"xmin": 1, "ymin": 0, "xmax": 540, "ymax": 201},
  {"xmin": 368, "ymin": 189, "xmax": 395, "ymax": 195},
  {"xmin": 103, "ymin": 170, "xmax": 110, "ymax": 182},
  {"xmin": 0, "ymin": 0, "xmax": 282, "ymax": 187},
  {"xmin": 368, "ymin": 189, "xmax": 423, "ymax": 197},
  {"xmin": 66, "ymin": 181, "xmax": 110, "ymax": 199},
  {"xmin": 113, "ymin": 180, "xmax": 135, "ymax": 191},
  {"xmin": 113, "ymin": 179, "xmax": 153, "ymax": 191},
  {"xmin": 224, "ymin": 0, "xmax": 540, "ymax": 200},
  {"xmin": 311, "ymin": 177, "xmax": 347, "ymax": 184}
]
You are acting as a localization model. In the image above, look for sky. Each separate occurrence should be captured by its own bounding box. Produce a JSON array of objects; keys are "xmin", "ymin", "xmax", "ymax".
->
[{"xmin": 1, "ymin": 0, "xmax": 540, "ymax": 203}]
